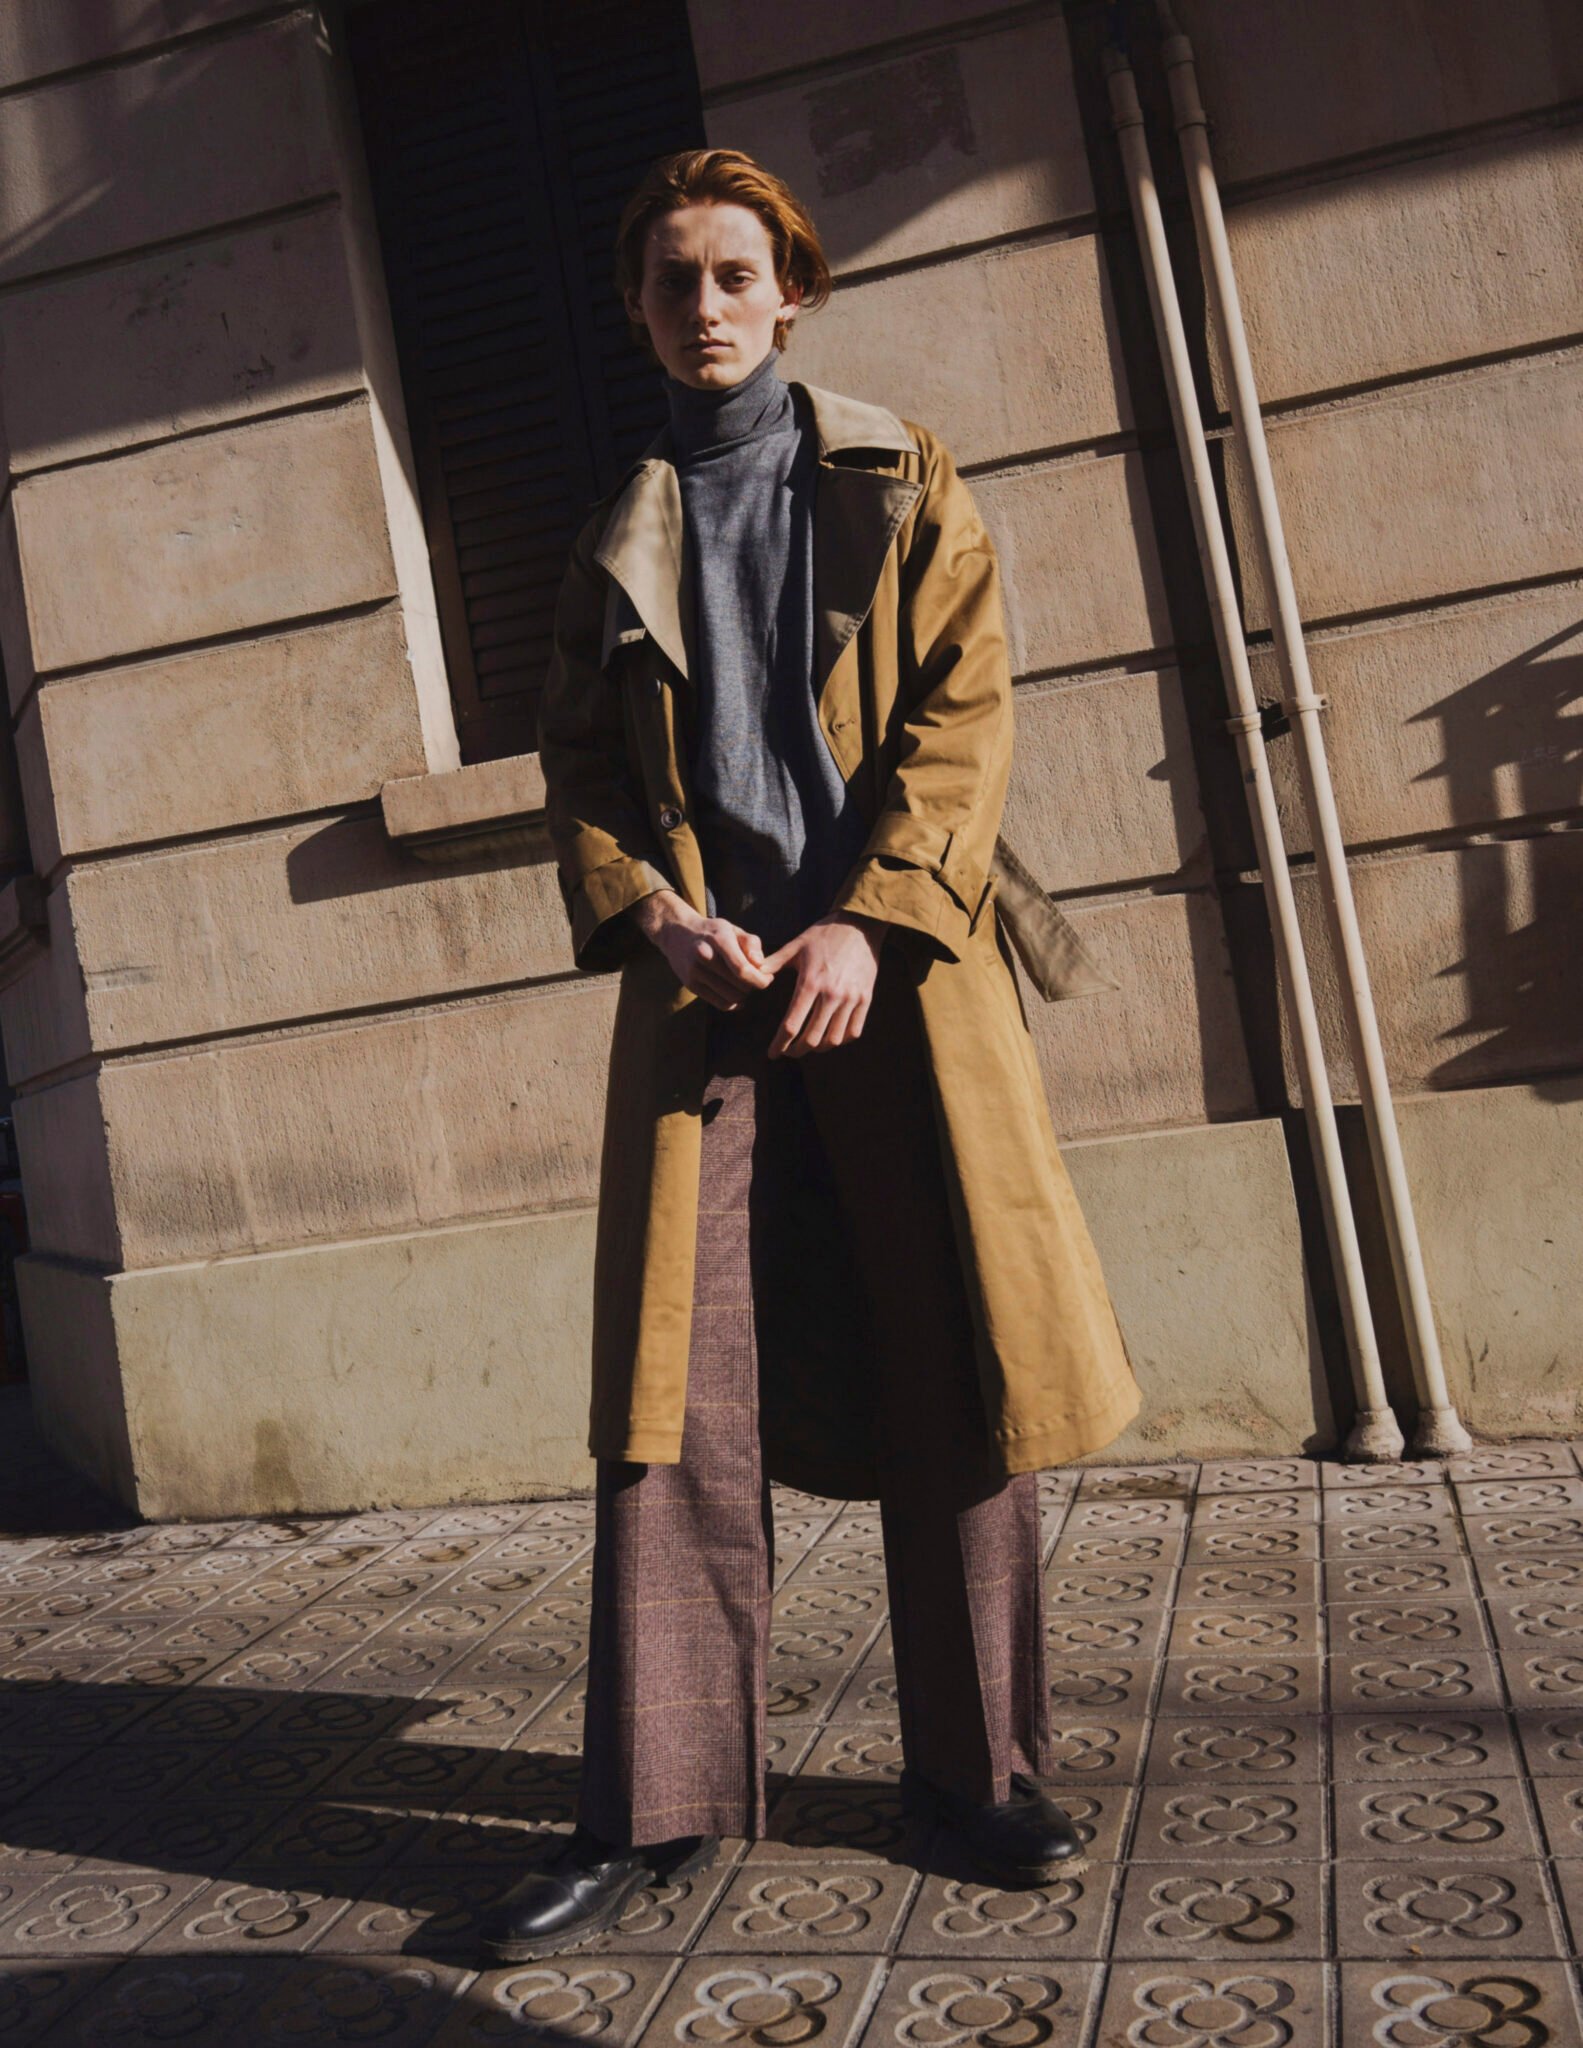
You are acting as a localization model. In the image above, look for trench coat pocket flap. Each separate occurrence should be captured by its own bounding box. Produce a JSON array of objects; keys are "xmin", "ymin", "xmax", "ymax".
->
[{"xmin": 990, "ymin": 834, "xmax": 1122, "ymax": 1002}]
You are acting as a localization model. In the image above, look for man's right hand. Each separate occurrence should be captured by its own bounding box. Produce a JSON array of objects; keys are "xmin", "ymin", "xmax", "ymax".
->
[{"xmin": 632, "ymin": 889, "xmax": 774, "ymax": 1011}]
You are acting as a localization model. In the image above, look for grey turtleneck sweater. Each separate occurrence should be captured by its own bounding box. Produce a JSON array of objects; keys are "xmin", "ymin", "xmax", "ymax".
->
[{"xmin": 663, "ymin": 348, "xmax": 869, "ymax": 954}]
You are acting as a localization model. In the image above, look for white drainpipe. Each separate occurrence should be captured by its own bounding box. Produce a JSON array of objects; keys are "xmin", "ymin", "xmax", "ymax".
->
[
  {"xmin": 1158, "ymin": 18, "xmax": 1472, "ymax": 1456},
  {"xmin": 1103, "ymin": 49, "xmax": 1403, "ymax": 1460}
]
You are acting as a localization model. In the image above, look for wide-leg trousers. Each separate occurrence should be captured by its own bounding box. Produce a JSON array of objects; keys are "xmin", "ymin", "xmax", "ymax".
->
[{"xmin": 577, "ymin": 947, "xmax": 1054, "ymax": 1846}]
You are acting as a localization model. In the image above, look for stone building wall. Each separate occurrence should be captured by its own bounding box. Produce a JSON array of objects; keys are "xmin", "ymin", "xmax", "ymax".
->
[
  {"xmin": 0, "ymin": 0, "xmax": 1575, "ymax": 1516},
  {"xmin": 713, "ymin": 0, "xmax": 1583, "ymax": 1449}
]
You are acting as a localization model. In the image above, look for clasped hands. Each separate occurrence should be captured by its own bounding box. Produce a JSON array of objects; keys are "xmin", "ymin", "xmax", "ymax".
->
[{"xmin": 631, "ymin": 888, "xmax": 885, "ymax": 1057}]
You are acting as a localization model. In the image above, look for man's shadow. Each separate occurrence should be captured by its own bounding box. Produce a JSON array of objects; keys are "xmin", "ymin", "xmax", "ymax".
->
[{"xmin": 0, "ymin": 1669, "xmax": 931, "ymax": 1964}]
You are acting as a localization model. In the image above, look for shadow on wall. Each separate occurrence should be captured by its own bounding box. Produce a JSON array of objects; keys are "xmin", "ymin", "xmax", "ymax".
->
[
  {"xmin": 0, "ymin": 17, "xmax": 366, "ymax": 447},
  {"xmin": 1414, "ymin": 618, "xmax": 1583, "ymax": 1101}
]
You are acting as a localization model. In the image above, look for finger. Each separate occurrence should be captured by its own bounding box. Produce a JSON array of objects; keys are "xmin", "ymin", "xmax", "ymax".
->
[
  {"xmin": 690, "ymin": 934, "xmax": 762, "ymax": 997},
  {"xmin": 808, "ymin": 993, "xmax": 846, "ymax": 1051},
  {"xmin": 825, "ymin": 995, "xmax": 859, "ymax": 1049},
  {"xmin": 769, "ymin": 979, "xmax": 817, "ymax": 1059},
  {"xmin": 694, "ymin": 965, "xmax": 747, "ymax": 1008},
  {"xmin": 714, "ymin": 925, "xmax": 774, "ymax": 987},
  {"xmin": 759, "ymin": 940, "xmax": 796, "ymax": 979},
  {"xmin": 788, "ymin": 990, "xmax": 840, "ymax": 1058}
]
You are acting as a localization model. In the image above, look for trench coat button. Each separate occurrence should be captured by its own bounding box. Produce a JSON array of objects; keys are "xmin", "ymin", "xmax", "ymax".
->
[
  {"xmin": 647, "ymin": 675, "xmax": 662, "ymax": 697},
  {"xmin": 658, "ymin": 804, "xmax": 683, "ymax": 831}
]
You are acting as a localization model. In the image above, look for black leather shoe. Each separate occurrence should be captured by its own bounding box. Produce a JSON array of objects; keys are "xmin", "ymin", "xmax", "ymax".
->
[
  {"xmin": 478, "ymin": 1826, "xmax": 719, "ymax": 1962},
  {"xmin": 900, "ymin": 1767, "xmax": 1089, "ymax": 1885}
]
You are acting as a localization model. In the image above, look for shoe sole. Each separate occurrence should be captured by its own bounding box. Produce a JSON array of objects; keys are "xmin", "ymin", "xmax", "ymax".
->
[
  {"xmin": 478, "ymin": 1839, "xmax": 719, "ymax": 1965},
  {"xmin": 959, "ymin": 1835, "xmax": 1091, "ymax": 1888}
]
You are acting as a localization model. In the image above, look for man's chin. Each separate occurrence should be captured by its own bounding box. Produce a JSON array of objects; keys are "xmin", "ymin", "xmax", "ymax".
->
[{"xmin": 669, "ymin": 349, "xmax": 764, "ymax": 390}]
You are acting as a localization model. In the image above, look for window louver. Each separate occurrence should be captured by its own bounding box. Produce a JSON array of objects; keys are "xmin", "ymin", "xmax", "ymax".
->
[{"xmin": 347, "ymin": 0, "xmax": 705, "ymax": 762}]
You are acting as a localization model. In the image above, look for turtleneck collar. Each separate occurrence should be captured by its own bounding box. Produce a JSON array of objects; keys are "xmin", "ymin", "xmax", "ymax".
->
[{"xmin": 663, "ymin": 345, "xmax": 793, "ymax": 464}]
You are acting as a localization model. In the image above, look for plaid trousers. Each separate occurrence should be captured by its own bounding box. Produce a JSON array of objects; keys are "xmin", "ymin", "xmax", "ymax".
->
[{"xmin": 578, "ymin": 949, "xmax": 1053, "ymax": 1845}]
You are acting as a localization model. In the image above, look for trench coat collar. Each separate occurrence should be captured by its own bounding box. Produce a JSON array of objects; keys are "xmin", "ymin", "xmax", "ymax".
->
[{"xmin": 592, "ymin": 379, "xmax": 921, "ymax": 687}]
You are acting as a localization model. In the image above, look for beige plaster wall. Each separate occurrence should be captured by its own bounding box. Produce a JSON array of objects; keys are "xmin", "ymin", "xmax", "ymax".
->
[
  {"xmin": 19, "ymin": 1110, "xmax": 1334, "ymax": 1520},
  {"xmin": 0, "ymin": 0, "xmax": 1578, "ymax": 1511},
  {"xmin": 1392, "ymin": 1083, "xmax": 1583, "ymax": 1440},
  {"xmin": 700, "ymin": 0, "xmax": 1583, "ymax": 1461}
]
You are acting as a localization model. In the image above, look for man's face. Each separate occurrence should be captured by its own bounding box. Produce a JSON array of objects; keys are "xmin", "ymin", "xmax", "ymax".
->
[{"xmin": 626, "ymin": 199, "xmax": 801, "ymax": 389}]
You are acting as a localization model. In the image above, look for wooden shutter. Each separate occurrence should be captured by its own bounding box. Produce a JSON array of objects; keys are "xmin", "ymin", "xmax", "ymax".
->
[{"xmin": 347, "ymin": 0, "xmax": 705, "ymax": 763}]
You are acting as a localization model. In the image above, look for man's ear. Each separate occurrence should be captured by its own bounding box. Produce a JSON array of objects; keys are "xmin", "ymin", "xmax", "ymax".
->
[{"xmin": 623, "ymin": 286, "xmax": 646, "ymax": 328}]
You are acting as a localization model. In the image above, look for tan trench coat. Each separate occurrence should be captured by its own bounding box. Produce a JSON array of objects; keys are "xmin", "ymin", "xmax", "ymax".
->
[{"xmin": 539, "ymin": 378, "xmax": 1142, "ymax": 1496}]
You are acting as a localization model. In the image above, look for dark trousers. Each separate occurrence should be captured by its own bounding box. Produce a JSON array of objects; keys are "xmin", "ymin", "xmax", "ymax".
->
[{"xmin": 577, "ymin": 951, "xmax": 1053, "ymax": 1845}]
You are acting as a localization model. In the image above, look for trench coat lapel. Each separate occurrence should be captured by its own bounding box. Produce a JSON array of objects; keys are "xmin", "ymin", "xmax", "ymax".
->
[
  {"xmin": 801, "ymin": 384, "xmax": 922, "ymax": 722},
  {"xmin": 588, "ymin": 378, "xmax": 920, "ymax": 718},
  {"xmin": 593, "ymin": 457, "xmax": 690, "ymax": 680}
]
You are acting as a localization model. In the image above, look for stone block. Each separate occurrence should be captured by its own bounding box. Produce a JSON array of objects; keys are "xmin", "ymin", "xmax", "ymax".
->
[
  {"xmin": 978, "ymin": 451, "xmax": 1173, "ymax": 677},
  {"xmin": 1026, "ymin": 888, "xmax": 1255, "ymax": 1138},
  {"xmin": 17, "ymin": 1254, "xmax": 137, "ymax": 1507},
  {"xmin": 9, "ymin": 811, "xmax": 570, "ymax": 1082},
  {"xmin": 18, "ymin": 609, "xmax": 429, "ymax": 871},
  {"xmin": 689, "ymin": 0, "xmax": 1015, "ymax": 93},
  {"xmin": 0, "ymin": 874, "xmax": 47, "ymax": 995},
  {"xmin": 1234, "ymin": 356, "xmax": 1583, "ymax": 630},
  {"xmin": 0, "ymin": 719, "xmax": 30, "ymax": 869},
  {"xmin": 16, "ymin": 976, "xmax": 617, "ymax": 1269},
  {"xmin": 708, "ymin": 15, "xmax": 1091, "ymax": 274},
  {"xmin": 1254, "ymin": 583, "xmax": 1583, "ymax": 854},
  {"xmin": 0, "ymin": 13, "xmax": 336, "ymax": 286},
  {"xmin": 0, "ymin": 875, "xmax": 92, "ymax": 1086},
  {"xmin": 0, "ymin": 206, "xmax": 365, "ymax": 474},
  {"xmin": 381, "ymin": 753, "xmax": 549, "ymax": 847},
  {"xmin": 1063, "ymin": 1116, "xmax": 1337, "ymax": 1459},
  {"xmin": 0, "ymin": 494, "xmax": 29, "ymax": 699},
  {"xmin": 1005, "ymin": 670, "xmax": 1208, "ymax": 895},
  {"xmin": 20, "ymin": 1205, "xmax": 601, "ymax": 1519},
  {"xmin": 1463, "ymin": 1223, "xmax": 1583, "ymax": 1404},
  {"xmin": 7, "ymin": 400, "xmax": 398, "ymax": 686},
  {"xmin": 1225, "ymin": 129, "xmax": 1583, "ymax": 406},
  {"xmin": 1273, "ymin": 833, "xmax": 1583, "ymax": 1100},
  {"xmin": 790, "ymin": 231, "xmax": 1134, "ymax": 464},
  {"xmin": 1176, "ymin": 0, "xmax": 1583, "ymax": 187},
  {"xmin": 9, "ymin": 1064, "xmax": 119, "ymax": 1268},
  {"xmin": 0, "ymin": 1, "xmax": 270, "ymax": 88}
]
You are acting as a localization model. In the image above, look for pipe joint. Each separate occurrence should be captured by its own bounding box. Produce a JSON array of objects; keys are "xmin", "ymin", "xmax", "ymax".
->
[
  {"xmin": 1104, "ymin": 57, "xmax": 1145, "ymax": 130},
  {"xmin": 1285, "ymin": 695, "xmax": 1330, "ymax": 717},
  {"xmin": 1160, "ymin": 37, "xmax": 1208, "ymax": 127}
]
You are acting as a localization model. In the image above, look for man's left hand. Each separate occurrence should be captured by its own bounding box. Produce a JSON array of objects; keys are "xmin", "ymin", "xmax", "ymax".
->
[{"xmin": 761, "ymin": 911, "xmax": 887, "ymax": 1058}]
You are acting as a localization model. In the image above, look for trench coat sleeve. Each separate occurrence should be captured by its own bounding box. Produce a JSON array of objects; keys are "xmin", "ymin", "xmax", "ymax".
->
[
  {"xmin": 829, "ymin": 429, "xmax": 1012, "ymax": 963},
  {"xmin": 538, "ymin": 510, "xmax": 674, "ymax": 975}
]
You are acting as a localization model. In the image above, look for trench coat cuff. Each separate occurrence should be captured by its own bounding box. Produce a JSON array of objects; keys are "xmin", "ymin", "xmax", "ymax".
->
[
  {"xmin": 568, "ymin": 855, "xmax": 673, "ymax": 974},
  {"xmin": 860, "ymin": 812, "xmax": 992, "ymax": 914},
  {"xmin": 832, "ymin": 854, "xmax": 991, "ymax": 964},
  {"xmin": 589, "ymin": 1421, "xmax": 684, "ymax": 1465}
]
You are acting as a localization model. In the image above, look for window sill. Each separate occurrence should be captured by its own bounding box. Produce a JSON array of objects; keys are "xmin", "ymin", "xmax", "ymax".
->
[{"xmin": 380, "ymin": 754, "xmax": 549, "ymax": 864}]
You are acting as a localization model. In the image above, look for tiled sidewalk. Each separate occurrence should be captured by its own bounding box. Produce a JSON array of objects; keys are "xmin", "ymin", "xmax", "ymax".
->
[{"xmin": 3, "ymin": 1401, "xmax": 1583, "ymax": 2045}]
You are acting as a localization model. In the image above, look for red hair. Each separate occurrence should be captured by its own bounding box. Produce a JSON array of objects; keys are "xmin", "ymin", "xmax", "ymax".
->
[{"xmin": 614, "ymin": 147, "xmax": 832, "ymax": 356}]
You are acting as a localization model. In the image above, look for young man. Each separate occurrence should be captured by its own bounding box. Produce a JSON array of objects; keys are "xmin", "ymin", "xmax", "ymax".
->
[{"xmin": 480, "ymin": 147, "xmax": 1140, "ymax": 1961}]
